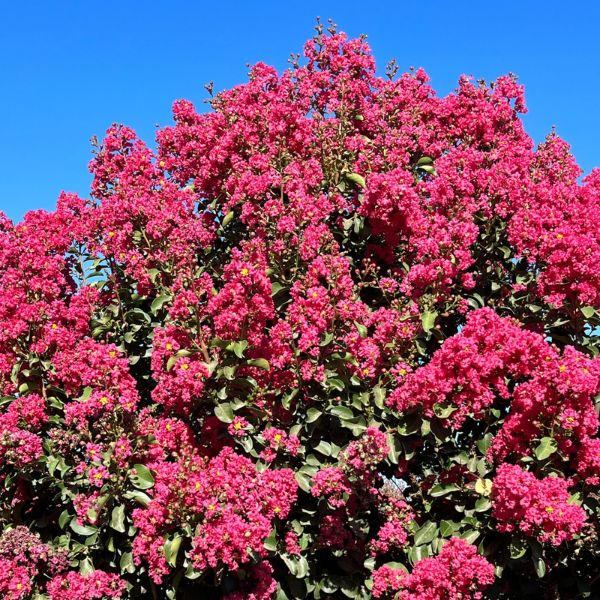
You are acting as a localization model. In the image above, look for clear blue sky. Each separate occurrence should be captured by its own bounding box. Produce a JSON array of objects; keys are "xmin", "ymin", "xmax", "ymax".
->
[{"xmin": 1, "ymin": 1, "xmax": 599, "ymax": 223}]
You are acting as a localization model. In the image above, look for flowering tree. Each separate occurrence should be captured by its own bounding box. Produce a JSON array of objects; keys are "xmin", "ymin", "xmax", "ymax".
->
[{"xmin": 1, "ymin": 22, "xmax": 599, "ymax": 600}]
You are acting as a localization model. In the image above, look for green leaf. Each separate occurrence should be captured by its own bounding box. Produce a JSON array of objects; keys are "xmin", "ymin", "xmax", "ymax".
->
[
  {"xmin": 230, "ymin": 340, "xmax": 248, "ymax": 359},
  {"xmin": 421, "ymin": 311, "xmax": 438, "ymax": 332},
  {"xmin": 474, "ymin": 478, "xmax": 493, "ymax": 496},
  {"xmin": 533, "ymin": 554, "xmax": 546, "ymax": 578},
  {"xmin": 314, "ymin": 441, "xmax": 332, "ymax": 456},
  {"xmin": 474, "ymin": 497, "xmax": 491, "ymax": 512},
  {"xmin": 78, "ymin": 386, "xmax": 93, "ymax": 402},
  {"xmin": 408, "ymin": 544, "xmax": 429, "ymax": 564},
  {"xmin": 346, "ymin": 173, "xmax": 366, "ymax": 188},
  {"xmin": 476, "ymin": 433, "xmax": 493, "ymax": 454},
  {"xmin": 373, "ymin": 386, "xmax": 386, "ymax": 409},
  {"xmin": 413, "ymin": 521, "xmax": 438, "ymax": 546},
  {"xmin": 110, "ymin": 505, "xmax": 126, "ymax": 533},
  {"xmin": 281, "ymin": 554, "xmax": 309, "ymax": 578},
  {"xmin": 295, "ymin": 471, "xmax": 312, "ymax": 493},
  {"xmin": 330, "ymin": 406, "xmax": 354, "ymax": 420},
  {"xmin": 58, "ymin": 510, "xmax": 71, "ymax": 529},
  {"xmin": 387, "ymin": 433, "xmax": 402, "ymax": 464},
  {"xmin": 509, "ymin": 538, "xmax": 528, "ymax": 559},
  {"xmin": 529, "ymin": 540, "xmax": 546, "ymax": 578},
  {"xmin": 120, "ymin": 552, "xmax": 135, "ymax": 574},
  {"xmin": 263, "ymin": 529, "xmax": 278, "ymax": 552},
  {"xmin": 79, "ymin": 557, "xmax": 95, "ymax": 575},
  {"xmin": 460, "ymin": 529, "xmax": 480, "ymax": 544},
  {"xmin": 131, "ymin": 464, "xmax": 155, "ymax": 490},
  {"xmin": 432, "ymin": 404, "xmax": 457, "ymax": 419},
  {"xmin": 305, "ymin": 408, "xmax": 322, "ymax": 423},
  {"xmin": 271, "ymin": 281, "xmax": 286, "ymax": 297},
  {"xmin": 327, "ymin": 378, "xmax": 345, "ymax": 392},
  {"xmin": 214, "ymin": 403, "xmax": 234, "ymax": 424},
  {"xmin": 429, "ymin": 484, "xmax": 460, "ymax": 497},
  {"xmin": 164, "ymin": 534, "xmax": 183, "ymax": 567},
  {"xmin": 354, "ymin": 321, "xmax": 368, "ymax": 338},
  {"xmin": 581, "ymin": 306, "xmax": 596, "ymax": 319},
  {"xmin": 150, "ymin": 294, "xmax": 171, "ymax": 313},
  {"xmin": 398, "ymin": 415, "xmax": 421, "ymax": 436},
  {"xmin": 221, "ymin": 210, "xmax": 234, "ymax": 227},
  {"xmin": 320, "ymin": 331, "xmax": 334, "ymax": 346},
  {"xmin": 534, "ymin": 437, "xmax": 557, "ymax": 461},
  {"xmin": 439, "ymin": 520, "xmax": 457, "ymax": 537},
  {"xmin": 247, "ymin": 358, "xmax": 270, "ymax": 370},
  {"xmin": 364, "ymin": 556, "xmax": 376, "ymax": 571},
  {"xmin": 381, "ymin": 561, "xmax": 408, "ymax": 572},
  {"xmin": 417, "ymin": 164, "xmax": 436, "ymax": 175},
  {"xmin": 124, "ymin": 490, "xmax": 151, "ymax": 507},
  {"xmin": 416, "ymin": 156, "xmax": 433, "ymax": 166},
  {"xmin": 70, "ymin": 521, "xmax": 98, "ymax": 537}
]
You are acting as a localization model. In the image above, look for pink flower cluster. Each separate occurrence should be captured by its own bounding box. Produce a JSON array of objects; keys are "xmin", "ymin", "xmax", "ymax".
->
[
  {"xmin": 132, "ymin": 445, "xmax": 297, "ymax": 583},
  {"xmin": 0, "ymin": 527, "xmax": 69, "ymax": 599},
  {"xmin": 574, "ymin": 437, "xmax": 600, "ymax": 485},
  {"xmin": 223, "ymin": 561, "xmax": 277, "ymax": 600},
  {"xmin": 260, "ymin": 427, "xmax": 301, "ymax": 462},
  {"xmin": 46, "ymin": 570, "xmax": 126, "ymax": 599},
  {"xmin": 343, "ymin": 427, "xmax": 390, "ymax": 476},
  {"xmin": 0, "ymin": 394, "xmax": 47, "ymax": 467},
  {"xmin": 491, "ymin": 464, "xmax": 587, "ymax": 545},
  {"xmin": 389, "ymin": 308, "xmax": 600, "ymax": 461},
  {"xmin": 370, "ymin": 496, "xmax": 415, "ymax": 556},
  {"xmin": 311, "ymin": 466, "xmax": 352, "ymax": 507},
  {"xmin": 372, "ymin": 538, "xmax": 495, "ymax": 599}
]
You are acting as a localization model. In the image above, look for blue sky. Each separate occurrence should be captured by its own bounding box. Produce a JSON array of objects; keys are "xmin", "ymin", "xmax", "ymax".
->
[{"xmin": 1, "ymin": 1, "xmax": 599, "ymax": 222}]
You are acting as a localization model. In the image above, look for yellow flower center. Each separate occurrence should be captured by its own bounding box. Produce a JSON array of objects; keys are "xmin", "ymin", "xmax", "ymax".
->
[
  {"xmin": 234, "ymin": 422, "xmax": 242, "ymax": 430},
  {"xmin": 274, "ymin": 434, "xmax": 282, "ymax": 443},
  {"xmin": 545, "ymin": 506, "xmax": 554, "ymax": 513},
  {"xmin": 159, "ymin": 160, "xmax": 165, "ymax": 167},
  {"xmin": 399, "ymin": 368, "xmax": 407, "ymax": 376},
  {"xmin": 556, "ymin": 233, "xmax": 563, "ymax": 240},
  {"xmin": 240, "ymin": 267, "xmax": 249, "ymax": 276},
  {"xmin": 559, "ymin": 365, "xmax": 567, "ymax": 373},
  {"xmin": 51, "ymin": 323, "xmax": 58, "ymax": 330},
  {"xmin": 181, "ymin": 363, "xmax": 189, "ymax": 370},
  {"xmin": 108, "ymin": 231, "xmax": 115, "ymax": 238},
  {"xmin": 166, "ymin": 342, "xmax": 173, "ymax": 351},
  {"xmin": 100, "ymin": 396, "xmax": 109, "ymax": 406}
]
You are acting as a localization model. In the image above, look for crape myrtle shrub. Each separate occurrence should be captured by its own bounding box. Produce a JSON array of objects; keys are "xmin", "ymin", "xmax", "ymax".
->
[{"xmin": 1, "ymin": 22, "xmax": 600, "ymax": 600}]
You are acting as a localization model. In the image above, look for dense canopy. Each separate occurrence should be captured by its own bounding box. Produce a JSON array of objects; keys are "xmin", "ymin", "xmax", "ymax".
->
[{"xmin": 0, "ymin": 24, "xmax": 599, "ymax": 599}]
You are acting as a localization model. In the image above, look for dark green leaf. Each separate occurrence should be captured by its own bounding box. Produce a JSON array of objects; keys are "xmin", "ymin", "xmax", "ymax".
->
[
  {"xmin": 534, "ymin": 437, "xmax": 557, "ymax": 461},
  {"xmin": 214, "ymin": 403, "xmax": 234, "ymax": 424},
  {"xmin": 131, "ymin": 464, "xmax": 155, "ymax": 490},
  {"xmin": 414, "ymin": 521, "xmax": 437, "ymax": 546},
  {"xmin": 110, "ymin": 505, "xmax": 126, "ymax": 533}
]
